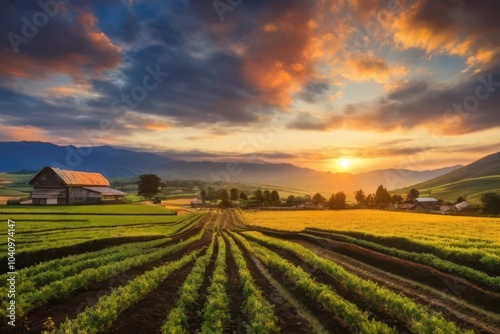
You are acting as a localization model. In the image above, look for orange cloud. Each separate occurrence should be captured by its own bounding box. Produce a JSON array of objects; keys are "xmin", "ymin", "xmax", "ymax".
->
[
  {"xmin": 44, "ymin": 83, "xmax": 94, "ymax": 98},
  {"xmin": 0, "ymin": 12, "xmax": 121, "ymax": 80},
  {"xmin": 1, "ymin": 125, "xmax": 50, "ymax": 142},
  {"xmin": 145, "ymin": 124, "xmax": 172, "ymax": 131},
  {"xmin": 392, "ymin": 0, "xmax": 500, "ymax": 69},
  {"xmin": 241, "ymin": 3, "xmax": 319, "ymax": 108},
  {"xmin": 346, "ymin": 53, "xmax": 407, "ymax": 83}
]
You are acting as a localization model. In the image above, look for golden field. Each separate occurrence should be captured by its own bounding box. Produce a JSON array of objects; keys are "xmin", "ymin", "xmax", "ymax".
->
[{"xmin": 241, "ymin": 210, "xmax": 500, "ymax": 250}]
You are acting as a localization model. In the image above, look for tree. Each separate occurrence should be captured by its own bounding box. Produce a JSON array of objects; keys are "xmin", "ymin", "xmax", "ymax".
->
[
  {"xmin": 392, "ymin": 194, "xmax": 402, "ymax": 204},
  {"xmin": 270, "ymin": 190, "xmax": 280, "ymax": 205},
  {"xmin": 152, "ymin": 195, "xmax": 163, "ymax": 204},
  {"xmin": 205, "ymin": 186, "xmax": 216, "ymax": 203},
  {"xmin": 137, "ymin": 174, "xmax": 162, "ymax": 197},
  {"xmin": 200, "ymin": 190, "xmax": 206, "ymax": 203},
  {"xmin": 254, "ymin": 190, "xmax": 265, "ymax": 203},
  {"xmin": 334, "ymin": 191, "xmax": 346, "ymax": 209},
  {"xmin": 366, "ymin": 194, "xmax": 374, "ymax": 208},
  {"xmin": 374, "ymin": 185, "xmax": 391, "ymax": 209},
  {"xmin": 481, "ymin": 193, "xmax": 500, "ymax": 215},
  {"xmin": 239, "ymin": 192, "xmax": 248, "ymax": 201},
  {"xmin": 328, "ymin": 193, "xmax": 336, "ymax": 209},
  {"xmin": 230, "ymin": 188, "xmax": 239, "ymax": 201},
  {"xmin": 312, "ymin": 192, "xmax": 326, "ymax": 206},
  {"xmin": 219, "ymin": 189, "xmax": 231, "ymax": 207},
  {"xmin": 354, "ymin": 189, "xmax": 366, "ymax": 206},
  {"xmin": 407, "ymin": 188, "xmax": 420, "ymax": 201},
  {"xmin": 286, "ymin": 195, "xmax": 295, "ymax": 206},
  {"xmin": 263, "ymin": 190, "xmax": 272, "ymax": 206},
  {"xmin": 456, "ymin": 196, "xmax": 466, "ymax": 204}
]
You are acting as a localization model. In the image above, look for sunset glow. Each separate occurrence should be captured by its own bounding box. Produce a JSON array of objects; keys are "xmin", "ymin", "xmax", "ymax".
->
[{"xmin": 0, "ymin": 1, "xmax": 499, "ymax": 172}]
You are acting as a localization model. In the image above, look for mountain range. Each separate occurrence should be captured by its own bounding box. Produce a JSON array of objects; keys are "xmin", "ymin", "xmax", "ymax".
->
[{"xmin": 2, "ymin": 141, "xmax": 497, "ymax": 200}]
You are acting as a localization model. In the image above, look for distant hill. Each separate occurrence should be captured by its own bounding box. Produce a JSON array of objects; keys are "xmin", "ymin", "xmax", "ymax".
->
[
  {"xmin": 396, "ymin": 152, "xmax": 500, "ymax": 202},
  {"xmin": 0, "ymin": 141, "xmax": 171, "ymax": 177},
  {"xmin": 0, "ymin": 141, "xmax": 463, "ymax": 198}
]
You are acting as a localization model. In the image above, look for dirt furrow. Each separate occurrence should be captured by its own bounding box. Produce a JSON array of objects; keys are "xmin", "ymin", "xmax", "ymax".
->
[
  {"xmin": 224, "ymin": 237, "xmax": 245, "ymax": 332},
  {"xmin": 231, "ymin": 235, "xmax": 340, "ymax": 333},
  {"xmin": 292, "ymin": 237, "xmax": 500, "ymax": 334},
  {"xmin": 16, "ymin": 220, "xmax": 212, "ymax": 333},
  {"xmin": 258, "ymin": 242, "xmax": 410, "ymax": 332},
  {"xmin": 186, "ymin": 236, "xmax": 218, "ymax": 333},
  {"xmin": 107, "ymin": 262, "xmax": 196, "ymax": 333},
  {"xmin": 295, "ymin": 231, "xmax": 500, "ymax": 312}
]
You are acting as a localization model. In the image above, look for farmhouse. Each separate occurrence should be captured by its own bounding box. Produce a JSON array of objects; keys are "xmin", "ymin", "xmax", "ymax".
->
[
  {"xmin": 191, "ymin": 198, "xmax": 204, "ymax": 208},
  {"xmin": 29, "ymin": 167, "xmax": 127, "ymax": 205},
  {"xmin": 410, "ymin": 197, "xmax": 438, "ymax": 211}
]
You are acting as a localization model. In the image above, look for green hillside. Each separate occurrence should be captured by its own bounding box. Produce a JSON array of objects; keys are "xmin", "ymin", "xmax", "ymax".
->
[
  {"xmin": 0, "ymin": 186, "xmax": 28, "ymax": 196},
  {"xmin": 416, "ymin": 175, "xmax": 500, "ymax": 203},
  {"xmin": 396, "ymin": 151, "xmax": 500, "ymax": 203}
]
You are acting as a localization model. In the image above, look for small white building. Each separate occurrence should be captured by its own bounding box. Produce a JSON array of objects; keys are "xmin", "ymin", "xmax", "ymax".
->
[{"xmin": 455, "ymin": 201, "xmax": 469, "ymax": 212}]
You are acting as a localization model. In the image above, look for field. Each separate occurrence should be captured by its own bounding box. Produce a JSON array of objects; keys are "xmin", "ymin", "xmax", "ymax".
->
[{"xmin": 0, "ymin": 206, "xmax": 499, "ymax": 333}]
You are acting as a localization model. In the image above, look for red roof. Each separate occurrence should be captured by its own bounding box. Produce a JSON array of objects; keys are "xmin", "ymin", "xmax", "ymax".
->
[{"xmin": 29, "ymin": 167, "xmax": 110, "ymax": 186}]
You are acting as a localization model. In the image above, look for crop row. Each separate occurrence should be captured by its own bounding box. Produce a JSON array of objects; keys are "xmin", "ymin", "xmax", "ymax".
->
[
  {"xmin": 1, "ymin": 239, "xmax": 168, "ymax": 295},
  {"xmin": 244, "ymin": 231, "xmax": 472, "ymax": 334},
  {"xmin": 224, "ymin": 232, "xmax": 280, "ymax": 333},
  {"xmin": 201, "ymin": 236, "xmax": 230, "ymax": 334},
  {"xmin": 308, "ymin": 228, "xmax": 500, "ymax": 275},
  {"xmin": 1, "ymin": 213, "xmax": 204, "ymax": 257},
  {"xmin": 303, "ymin": 229, "xmax": 500, "ymax": 291},
  {"xmin": 0, "ymin": 238, "xmax": 168, "ymax": 288},
  {"xmin": 161, "ymin": 233, "xmax": 217, "ymax": 333},
  {"xmin": 52, "ymin": 250, "xmax": 201, "ymax": 334},
  {"xmin": 230, "ymin": 232, "xmax": 395, "ymax": 334},
  {"xmin": 0, "ymin": 228, "xmax": 206, "ymax": 320}
]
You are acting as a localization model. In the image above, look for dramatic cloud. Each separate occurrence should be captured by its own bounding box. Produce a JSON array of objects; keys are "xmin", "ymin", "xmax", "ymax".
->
[
  {"xmin": 0, "ymin": 0, "xmax": 499, "ymax": 172},
  {"xmin": 346, "ymin": 53, "xmax": 407, "ymax": 83},
  {"xmin": 0, "ymin": 3, "xmax": 121, "ymax": 80},
  {"xmin": 289, "ymin": 69, "xmax": 500, "ymax": 134},
  {"xmin": 393, "ymin": 0, "xmax": 500, "ymax": 69}
]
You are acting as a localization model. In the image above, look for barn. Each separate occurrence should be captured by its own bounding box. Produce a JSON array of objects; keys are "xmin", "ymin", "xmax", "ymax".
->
[
  {"xmin": 29, "ymin": 167, "xmax": 127, "ymax": 205},
  {"xmin": 410, "ymin": 197, "xmax": 438, "ymax": 211}
]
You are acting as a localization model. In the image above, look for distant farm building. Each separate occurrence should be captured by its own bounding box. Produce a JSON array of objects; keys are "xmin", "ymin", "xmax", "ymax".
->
[
  {"xmin": 191, "ymin": 198, "xmax": 204, "ymax": 207},
  {"xmin": 410, "ymin": 197, "xmax": 438, "ymax": 211},
  {"xmin": 454, "ymin": 201, "xmax": 469, "ymax": 212},
  {"xmin": 29, "ymin": 167, "xmax": 127, "ymax": 205}
]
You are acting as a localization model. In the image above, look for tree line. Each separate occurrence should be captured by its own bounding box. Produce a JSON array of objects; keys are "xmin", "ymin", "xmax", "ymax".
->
[{"xmin": 136, "ymin": 174, "xmax": 500, "ymax": 214}]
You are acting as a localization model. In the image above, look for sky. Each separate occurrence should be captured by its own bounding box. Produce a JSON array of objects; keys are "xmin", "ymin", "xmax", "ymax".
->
[{"xmin": 0, "ymin": 0, "xmax": 499, "ymax": 173}]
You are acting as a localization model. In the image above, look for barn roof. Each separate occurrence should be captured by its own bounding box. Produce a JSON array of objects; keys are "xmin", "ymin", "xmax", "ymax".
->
[
  {"xmin": 83, "ymin": 187, "xmax": 127, "ymax": 195},
  {"xmin": 415, "ymin": 197, "xmax": 438, "ymax": 202},
  {"xmin": 29, "ymin": 167, "xmax": 110, "ymax": 186}
]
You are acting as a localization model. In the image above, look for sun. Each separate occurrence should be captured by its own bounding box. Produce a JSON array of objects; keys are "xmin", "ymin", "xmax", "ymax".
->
[{"xmin": 339, "ymin": 158, "xmax": 351, "ymax": 169}]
